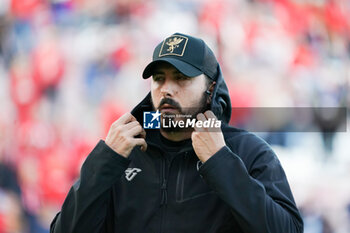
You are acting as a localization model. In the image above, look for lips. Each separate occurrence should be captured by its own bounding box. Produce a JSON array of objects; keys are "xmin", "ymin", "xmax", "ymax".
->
[
  {"xmin": 160, "ymin": 104, "xmax": 178, "ymax": 112},
  {"xmin": 160, "ymin": 104, "xmax": 176, "ymax": 109}
]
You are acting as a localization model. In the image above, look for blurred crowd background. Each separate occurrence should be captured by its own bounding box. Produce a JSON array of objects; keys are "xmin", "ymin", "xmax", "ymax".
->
[{"xmin": 0, "ymin": 0, "xmax": 349, "ymax": 232}]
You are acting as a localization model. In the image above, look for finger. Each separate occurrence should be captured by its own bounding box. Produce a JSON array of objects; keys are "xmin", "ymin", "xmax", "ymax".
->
[
  {"xmin": 196, "ymin": 113, "xmax": 207, "ymax": 121},
  {"xmin": 133, "ymin": 138, "xmax": 148, "ymax": 152},
  {"xmin": 125, "ymin": 113, "xmax": 137, "ymax": 124},
  {"xmin": 194, "ymin": 125, "xmax": 205, "ymax": 132},
  {"xmin": 195, "ymin": 113, "xmax": 208, "ymax": 131},
  {"xmin": 206, "ymin": 111, "xmax": 223, "ymax": 132},
  {"xmin": 191, "ymin": 131, "xmax": 198, "ymax": 140},
  {"xmin": 123, "ymin": 121, "xmax": 139, "ymax": 130},
  {"xmin": 204, "ymin": 110, "xmax": 217, "ymax": 120},
  {"xmin": 139, "ymin": 127, "xmax": 146, "ymax": 139},
  {"xmin": 128, "ymin": 124, "xmax": 144, "ymax": 137},
  {"xmin": 193, "ymin": 119, "xmax": 205, "ymax": 132},
  {"xmin": 116, "ymin": 113, "xmax": 137, "ymax": 125}
]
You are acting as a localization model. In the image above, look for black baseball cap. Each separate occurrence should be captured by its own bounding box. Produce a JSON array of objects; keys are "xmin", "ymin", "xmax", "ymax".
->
[{"xmin": 142, "ymin": 33, "xmax": 218, "ymax": 80}]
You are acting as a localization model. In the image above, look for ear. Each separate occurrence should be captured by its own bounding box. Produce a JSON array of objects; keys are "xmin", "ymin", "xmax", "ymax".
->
[
  {"xmin": 206, "ymin": 81, "xmax": 216, "ymax": 104},
  {"xmin": 208, "ymin": 81, "xmax": 216, "ymax": 94}
]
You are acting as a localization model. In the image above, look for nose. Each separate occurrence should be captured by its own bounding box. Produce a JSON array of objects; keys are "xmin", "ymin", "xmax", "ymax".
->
[{"xmin": 160, "ymin": 79, "xmax": 176, "ymax": 97}]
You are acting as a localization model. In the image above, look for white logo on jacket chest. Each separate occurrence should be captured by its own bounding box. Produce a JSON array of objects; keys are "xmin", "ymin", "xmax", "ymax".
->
[{"xmin": 125, "ymin": 168, "xmax": 142, "ymax": 181}]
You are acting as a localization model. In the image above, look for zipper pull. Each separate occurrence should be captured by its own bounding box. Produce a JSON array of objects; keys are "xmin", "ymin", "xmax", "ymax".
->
[{"xmin": 160, "ymin": 179, "xmax": 168, "ymax": 205}]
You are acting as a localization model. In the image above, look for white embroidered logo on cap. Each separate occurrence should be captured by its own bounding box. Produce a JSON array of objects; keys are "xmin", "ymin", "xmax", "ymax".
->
[{"xmin": 159, "ymin": 35, "xmax": 188, "ymax": 57}]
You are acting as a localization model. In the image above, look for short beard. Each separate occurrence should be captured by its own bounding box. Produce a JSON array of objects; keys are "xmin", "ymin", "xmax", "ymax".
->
[{"xmin": 155, "ymin": 93, "xmax": 210, "ymax": 133}]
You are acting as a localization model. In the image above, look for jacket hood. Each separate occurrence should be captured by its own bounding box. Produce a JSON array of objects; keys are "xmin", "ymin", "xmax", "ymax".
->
[{"xmin": 131, "ymin": 63, "xmax": 231, "ymax": 125}]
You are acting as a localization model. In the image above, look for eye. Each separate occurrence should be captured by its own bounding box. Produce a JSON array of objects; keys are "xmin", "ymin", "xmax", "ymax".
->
[
  {"xmin": 176, "ymin": 75, "xmax": 190, "ymax": 81},
  {"xmin": 152, "ymin": 74, "xmax": 165, "ymax": 82}
]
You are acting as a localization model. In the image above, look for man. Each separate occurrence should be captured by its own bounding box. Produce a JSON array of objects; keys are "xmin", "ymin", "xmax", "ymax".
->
[{"xmin": 50, "ymin": 33, "xmax": 303, "ymax": 233}]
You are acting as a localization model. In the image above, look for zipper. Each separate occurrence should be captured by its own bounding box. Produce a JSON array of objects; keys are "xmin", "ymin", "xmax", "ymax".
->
[
  {"xmin": 160, "ymin": 179, "xmax": 168, "ymax": 205},
  {"xmin": 159, "ymin": 156, "xmax": 167, "ymax": 233},
  {"xmin": 159, "ymin": 151, "xmax": 190, "ymax": 232},
  {"xmin": 176, "ymin": 152, "xmax": 189, "ymax": 202},
  {"xmin": 160, "ymin": 157, "xmax": 168, "ymax": 206}
]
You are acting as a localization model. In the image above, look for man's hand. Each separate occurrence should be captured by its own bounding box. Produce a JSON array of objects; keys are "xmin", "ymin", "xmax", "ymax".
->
[
  {"xmin": 105, "ymin": 113, "xmax": 147, "ymax": 158},
  {"xmin": 191, "ymin": 110, "xmax": 226, "ymax": 163}
]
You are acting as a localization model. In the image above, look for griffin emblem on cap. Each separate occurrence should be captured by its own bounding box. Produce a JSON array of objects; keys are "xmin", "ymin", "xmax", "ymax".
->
[
  {"xmin": 159, "ymin": 35, "xmax": 188, "ymax": 57},
  {"xmin": 166, "ymin": 37, "xmax": 183, "ymax": 53}
]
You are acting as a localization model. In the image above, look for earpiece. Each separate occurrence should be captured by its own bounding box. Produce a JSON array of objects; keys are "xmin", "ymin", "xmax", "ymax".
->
[{"xmin": 206, "ymin": 81, "xmax": 216, "ymax": 96}]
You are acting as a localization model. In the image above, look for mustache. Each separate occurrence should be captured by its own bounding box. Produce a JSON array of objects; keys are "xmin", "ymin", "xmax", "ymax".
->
[{"xmin": 158, "ymin": 98, "xmax": 181, "ymax": 111}]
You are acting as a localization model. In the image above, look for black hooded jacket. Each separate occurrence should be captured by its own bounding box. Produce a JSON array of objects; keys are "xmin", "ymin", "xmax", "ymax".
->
[{"xmin": 50, "ymin": 65, "xmax": 303, "ymax": 233}]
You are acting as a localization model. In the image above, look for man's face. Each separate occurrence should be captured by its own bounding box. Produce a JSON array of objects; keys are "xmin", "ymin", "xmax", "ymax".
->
[{"xmin": 150, "ymin": 62, "xmax": 209, "ymax": 131}]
